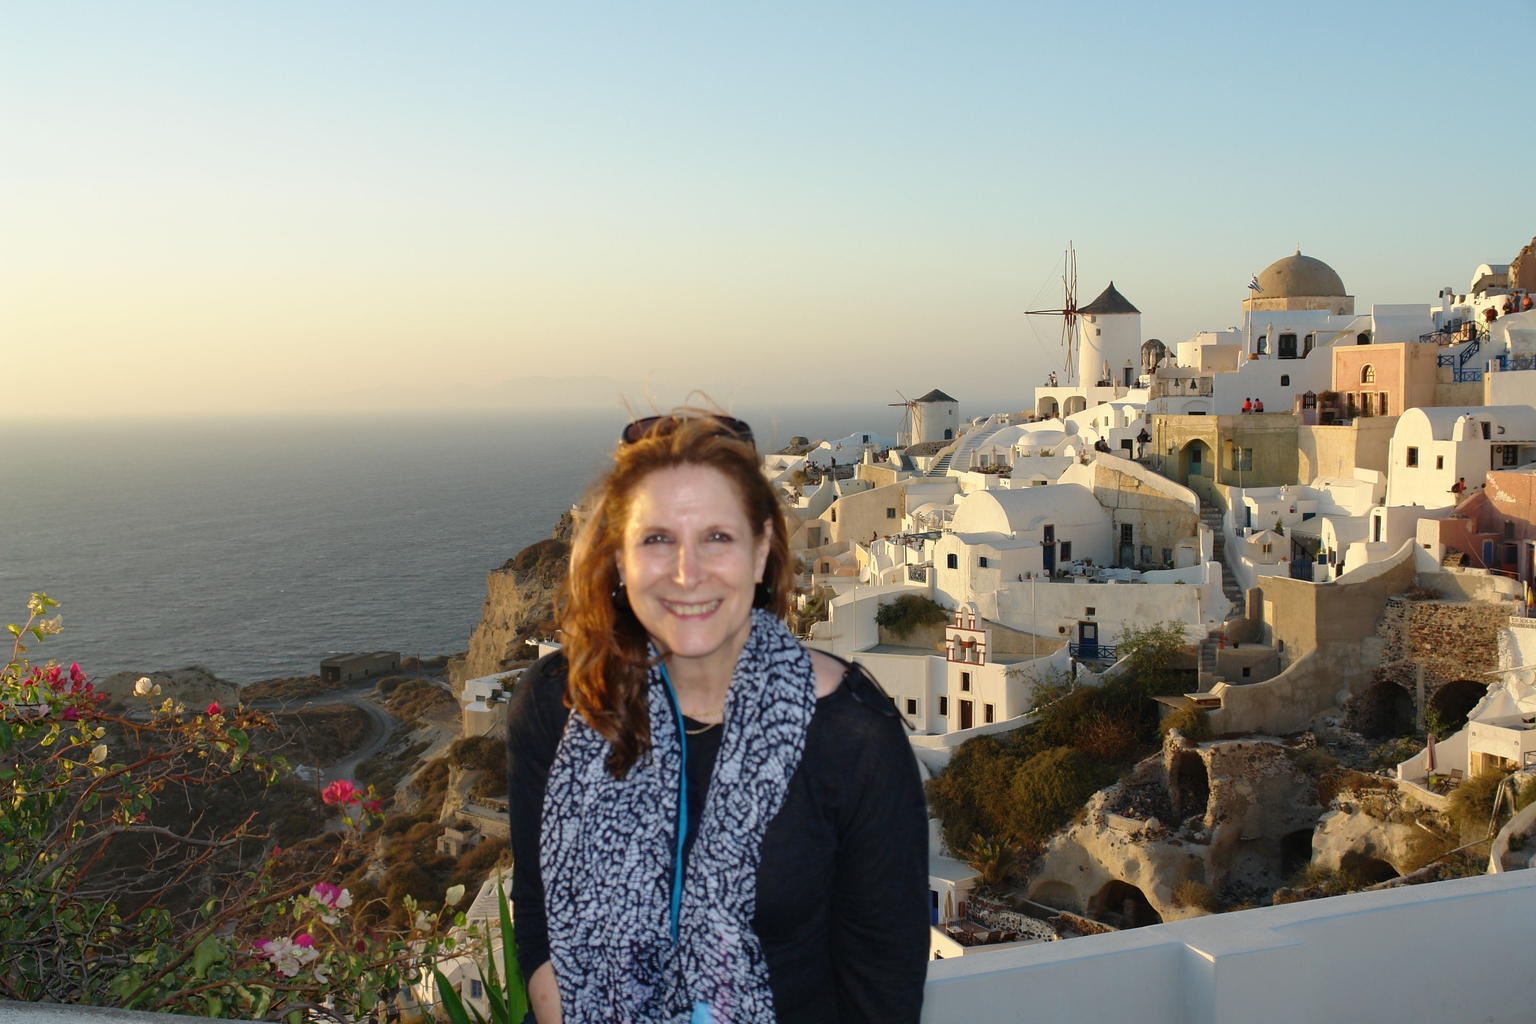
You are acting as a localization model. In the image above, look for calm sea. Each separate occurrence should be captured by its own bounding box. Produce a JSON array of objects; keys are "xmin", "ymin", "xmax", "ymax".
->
[{"xmin": 1, "ymin": 406, "xmax": 875, "ymax": 683}]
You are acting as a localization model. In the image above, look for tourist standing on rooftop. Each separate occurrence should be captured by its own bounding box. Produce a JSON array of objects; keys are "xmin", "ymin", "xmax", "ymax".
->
[{"xmin": 507, "ymin": 411, "xmax": 928, "ymax": 1024}]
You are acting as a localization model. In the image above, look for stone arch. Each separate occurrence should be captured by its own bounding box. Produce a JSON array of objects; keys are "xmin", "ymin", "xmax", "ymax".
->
[
  {"xmin": 1340, "ymin": 851, "xmax": 1398, "ymax": 886},
  {"xmin": 1355, "ymin": 680, "xmax": 1415, "ymax": 739},
  {"xmin": 1027, "ymin": 880, "xmax": 1081, "ymax": 913},
  {"xmin": 1141, "ymin": 338, "xmax": 1169, "ymax": 372},
  {"xmin": 1171, "ymin": 751, "xmax": 1210, "ymax": 822},
  {"xmin": 1036, "ymin": 396, "xmax": 1060, "ymax": 419},
  {"xmin": 1090, "ymin": 880, "xmax": 1163, "ymax": 929},
  {"xmin": 1180, "ymin": 439, "xmax": 1213, "ymax": 481},
  {"xmin": 1429, "ymin": 680, "xmax": 1486, "ymax": 732},
  {"xmin": 1063, "ymin": 395, "xmax": 1087, "ymax": 416},
  {"xmin": 1281, "ymin": 828, "xmax": 1315, "ymax": 879}
]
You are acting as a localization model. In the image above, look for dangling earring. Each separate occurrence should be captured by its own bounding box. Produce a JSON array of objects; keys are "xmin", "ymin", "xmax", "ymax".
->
[{"xmin": 612, "ymin": 578, "xmax": 627, "ymax": 605}]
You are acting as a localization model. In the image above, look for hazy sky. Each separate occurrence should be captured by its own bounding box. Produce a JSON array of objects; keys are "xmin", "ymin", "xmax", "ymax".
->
[{"xmin": 6, "ymin": 1, "xmax": 1534, "ymax": 420}]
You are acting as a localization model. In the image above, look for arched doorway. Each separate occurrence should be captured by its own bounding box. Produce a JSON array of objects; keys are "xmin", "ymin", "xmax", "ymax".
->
[
  {"xmin": 1339, "ymin": 851, "xmax": 1397, "ymax": 887},
  {"xmin": 1091, "ymin": 880, "xmax": 1163, "ymax": 929},
  {"xmin": 1172, "ymin": 751, "xmax": 1209, "ymax": 822},
  {"xmin": 1063, "ymin": 395, "xmax": 1087, "ymax": 416},
  {"xmin": 1037, "ymin": 396, "xmax": 1060, "ymax": 419},
  {"xmin": 1354, "ymin": 681, "xmax": 1415, "ymax": 739},
  {"xmin": 1180, "ymin": 440, "xmax": 1213, "ymax": 484},
  {"xmin": 1429, "ymin": 680, "xmax": 1487, "ymax": 732}
]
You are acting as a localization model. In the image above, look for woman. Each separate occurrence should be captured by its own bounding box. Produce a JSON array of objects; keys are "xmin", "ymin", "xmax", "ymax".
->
[{"xmin": 507, "ymin": 412, "xmax": 928, "ymax": 1024}]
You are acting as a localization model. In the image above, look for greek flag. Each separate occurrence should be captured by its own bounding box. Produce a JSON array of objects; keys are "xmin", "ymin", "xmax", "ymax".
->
[{"xmin": 1248, "ymin": 275, "xmax": 1263, "ymax": 293}]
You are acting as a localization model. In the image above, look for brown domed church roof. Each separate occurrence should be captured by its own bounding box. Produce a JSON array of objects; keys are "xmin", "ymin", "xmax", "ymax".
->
[
  {"xmin": 1254, "ymin": 251, "xmax": 1346, "ymax": 298},
  {"xmin": 1080, "ymin": 282, "xmax": 1140, "ymax": 315}
]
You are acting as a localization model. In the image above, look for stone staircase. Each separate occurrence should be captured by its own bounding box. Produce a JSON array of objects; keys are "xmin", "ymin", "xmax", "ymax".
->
[
  {"xmin": 927, "ymin": 449, "xmax": 955, "ymax": 477},
  {"xmin": 1199, "ymin": 500, "xmax": 1245, "ymax": 613},
  {"xmin": 1197, "ymin": 629, "xmax": 1222, "ymax": 691}
]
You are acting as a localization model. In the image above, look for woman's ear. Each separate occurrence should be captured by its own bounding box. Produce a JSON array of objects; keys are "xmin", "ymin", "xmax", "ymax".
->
[{"xmin": 755, "ymin": 518, "xmax": 773, "ymax": 582}]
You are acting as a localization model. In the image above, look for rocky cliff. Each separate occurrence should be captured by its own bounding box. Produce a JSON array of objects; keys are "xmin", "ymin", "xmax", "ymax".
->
[
  {"xmin": 1510, "ymin": 235, "xmax": 1536, "ymax": 294},
  {"xmin": 449, "ymin": 513, "xmax": 573, "ymax": 690}
]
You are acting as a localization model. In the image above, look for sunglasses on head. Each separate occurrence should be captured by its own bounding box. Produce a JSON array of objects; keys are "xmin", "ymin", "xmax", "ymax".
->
[{"xmin": 620, "ymin": 414, "xmax": 755, "ymax": 448}]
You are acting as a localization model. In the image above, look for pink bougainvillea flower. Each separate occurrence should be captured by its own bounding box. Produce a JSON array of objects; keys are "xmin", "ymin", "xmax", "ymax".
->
[
  {"xmin": 206, "ymin": 702, "xmax": 221, "ymax": 716},
  {"xmin": 363, "ymin": 799, "xmax": 382, "ymax": 814},
  {"xmin": 69, "ymin": 663, "xmax": 85, "ymax": 685},
  {"xmin": 294, "ymin": 932, "xmax": 314, "ymax": 948},
  {"xmin": 61, "ymin": 706, "xmax": 79, "ymax": 721},
  {"xmin": 321, "ymin": 780, "xmax": 358, "ymax": 805}
]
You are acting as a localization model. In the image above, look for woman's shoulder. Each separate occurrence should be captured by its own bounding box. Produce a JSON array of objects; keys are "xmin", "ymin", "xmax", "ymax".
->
[
  {"xmin": 506, "ymin": 650, "xmax": 572, "ymax": 741},
  {"xmin": 808, "ymin": 649, "xmax": 902, "ymax": 724}
]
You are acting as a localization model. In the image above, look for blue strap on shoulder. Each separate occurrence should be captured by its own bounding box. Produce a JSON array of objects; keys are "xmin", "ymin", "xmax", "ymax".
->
[
  {"xmin": 658, "ymin": 663, "xmax": 688, "ymax": 945},
  {"xmin": 662, "ymin": 666, "xmax": 715, "ymax": 1024}
]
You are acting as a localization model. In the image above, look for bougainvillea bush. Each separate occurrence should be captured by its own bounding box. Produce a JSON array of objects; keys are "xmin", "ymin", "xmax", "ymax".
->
[{"xmin": 1, "ymin": 595, "xmax": 465, "ymax": 1020}]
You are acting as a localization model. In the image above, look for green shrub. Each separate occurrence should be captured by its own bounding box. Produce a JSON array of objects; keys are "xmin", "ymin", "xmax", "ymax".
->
[
  {"xmin": 874, "ymin": 594, "xmax": 949, "ymax": 640},
  {"xmin": 1004, "ymin": 746, "xmax": 1117, "ymax": 844}
]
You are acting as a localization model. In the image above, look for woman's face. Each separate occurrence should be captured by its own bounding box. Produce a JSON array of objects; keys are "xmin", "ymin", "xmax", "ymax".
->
[{"xmin": 617, "ymin": 464, "xmax": 771, "ymax": 683}]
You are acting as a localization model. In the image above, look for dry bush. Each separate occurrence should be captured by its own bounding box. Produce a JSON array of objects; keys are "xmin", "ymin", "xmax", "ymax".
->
[
  {"xmin": 1171, "ymin": 880, "xmax": 1220, "ymax": 912},
  {"xmin": 1076, "ymin": 712, "xmax": 1141, "ymax": 761}
]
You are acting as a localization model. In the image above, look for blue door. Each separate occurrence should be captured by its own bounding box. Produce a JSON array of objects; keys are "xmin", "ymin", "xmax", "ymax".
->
[{"xmin": 1077, "ymin": 621, "xmax": 1099, "ymax": 659}]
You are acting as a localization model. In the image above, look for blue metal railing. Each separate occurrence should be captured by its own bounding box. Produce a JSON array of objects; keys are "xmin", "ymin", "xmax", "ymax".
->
[
  {"xmin": 1068, "ymin": 642, "xmax": 1118, "ymax": 661},
  {"xmin": 1494, "ymin": 354, "xmax": 1536, "ymax": 372}
]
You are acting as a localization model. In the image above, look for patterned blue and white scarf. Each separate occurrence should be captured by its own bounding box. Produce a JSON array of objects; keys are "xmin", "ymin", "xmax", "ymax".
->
[{"xmin": 542, "ymin": 608, "xmax": 816, "ymax": 1023}]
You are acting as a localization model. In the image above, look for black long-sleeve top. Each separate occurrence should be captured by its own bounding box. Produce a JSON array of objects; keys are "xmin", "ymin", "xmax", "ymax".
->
[{"xmin": 506, "ymin": 651, "xmax": 929, "ymax": 1024}]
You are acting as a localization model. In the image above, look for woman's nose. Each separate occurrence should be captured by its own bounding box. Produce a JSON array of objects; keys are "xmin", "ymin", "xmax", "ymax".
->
[{"xmin": 673, "ymin": 543, "xmax": 701, "ymax": 587}]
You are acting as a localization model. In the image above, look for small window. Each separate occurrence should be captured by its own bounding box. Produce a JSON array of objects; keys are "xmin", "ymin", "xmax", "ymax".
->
[
  {"xmin": 1406, "ymin": 446, "xmax": 1419, "ymax": 467},
  {"xmin": 1303, "ymin": 333, "xmax": 1315, "ymax": 356},
  {"xmin": 938, "ymin": 695, "xmax": 948, "ymax": 716},
  {"xmin": 1085, "ymin": 606, "xmax": 1096, "ymax": 616},
  {"xmin": 830, "ymin": 508, "xmax": 837, "ymax": 522},
  {"xmin": 1120, "ymin": 524, "xmax": 1133, "ymax": 544},
  {"xmin": 1379, "ymin": 393, "xmax": 1388, "ymax": 416},
  {"xmin": 1242, "ymin": 667, "xmax": 1252, "ymax": 678},
  {"xmin": 1262, "ymin": 543, "xmax": 1273, "ymax": 554},
  {"xmin": 1503, "ymin": 446, "xmax": 1519, "ymax": 467},
  {"xmin": 984, "ymin": 704, "xmax": 996, "ymax": 724},
  {"xmin": 1280, "ymin": 374, "xmax": 1290, "ymax": 386},
  {"xmin": 946, "ymin": 553, "xmax": 958, "ymax": 569},
  {"xmin": 978, "ymin": 556, "xmax": 989, "ymax": 568},
  {"xmin": 1059, "ymin": 541, "xmax": 1072, "ymax": 561},
  {"xmin": 1482, "ymin": 421, "xmax": 1492, "ymax": 440},
  {"xmin": 1361, "ymin": 365, "xmax": 1375, "ymax": 384},
  {"xmin": 470, "ymin": 979, "xmax": 483, "ymax": 1000},
  {"xmin": 905, "ymin": 698, "xmax": 919, "ymax": 716},
  {"xmin": 1436, "ymin": 455, "xmax": 1444, "ymax": 470},
  {"xmin": 960, "ymin": 672, "xmax": 972, "ymax": 692},
  {"xmin": 886, "ymin": 507, "xmax": 897, "ymax": 519}
]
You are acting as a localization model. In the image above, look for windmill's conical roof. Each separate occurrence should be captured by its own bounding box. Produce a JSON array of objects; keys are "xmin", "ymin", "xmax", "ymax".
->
[
  {"xmin": 1080, "ymin": 282, "xmax": 1140, "ymax": 315},
  {"xmin": 915, "ymin": 389, "xmax": 957, "ymax": 403}
]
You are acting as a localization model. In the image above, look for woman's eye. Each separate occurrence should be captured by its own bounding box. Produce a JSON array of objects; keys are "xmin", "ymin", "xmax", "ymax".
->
[
  {"xmin": 641, "ymin": 533, "xmax": 671, "ymax": 545},
  {"xmin": 708, "ymin": 531, "xmax": 733, "ymax": 543}
]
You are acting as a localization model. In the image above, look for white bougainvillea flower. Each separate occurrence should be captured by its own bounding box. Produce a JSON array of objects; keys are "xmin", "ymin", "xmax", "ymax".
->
[
  {"xmin": 445, "ymin": 884, "xmax": 465, "ymax": 906},
  {"xmin": 88, "ymin": 744, "xmax": 108, "ymax": 764},
  {"xmin": 134, "ymin": 677, "xmax": 155, "ymax": 697}
]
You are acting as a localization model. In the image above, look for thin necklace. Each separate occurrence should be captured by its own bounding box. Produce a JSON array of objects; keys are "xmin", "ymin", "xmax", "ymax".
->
[{"xmin": 682, "ymin": 705, "xmax": 725, "ymax": 735}]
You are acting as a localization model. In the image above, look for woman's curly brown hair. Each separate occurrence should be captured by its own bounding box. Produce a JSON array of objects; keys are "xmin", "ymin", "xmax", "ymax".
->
[{"xmin": 558, "ymin": 413, "xmax": 791, "ymax": 777}]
